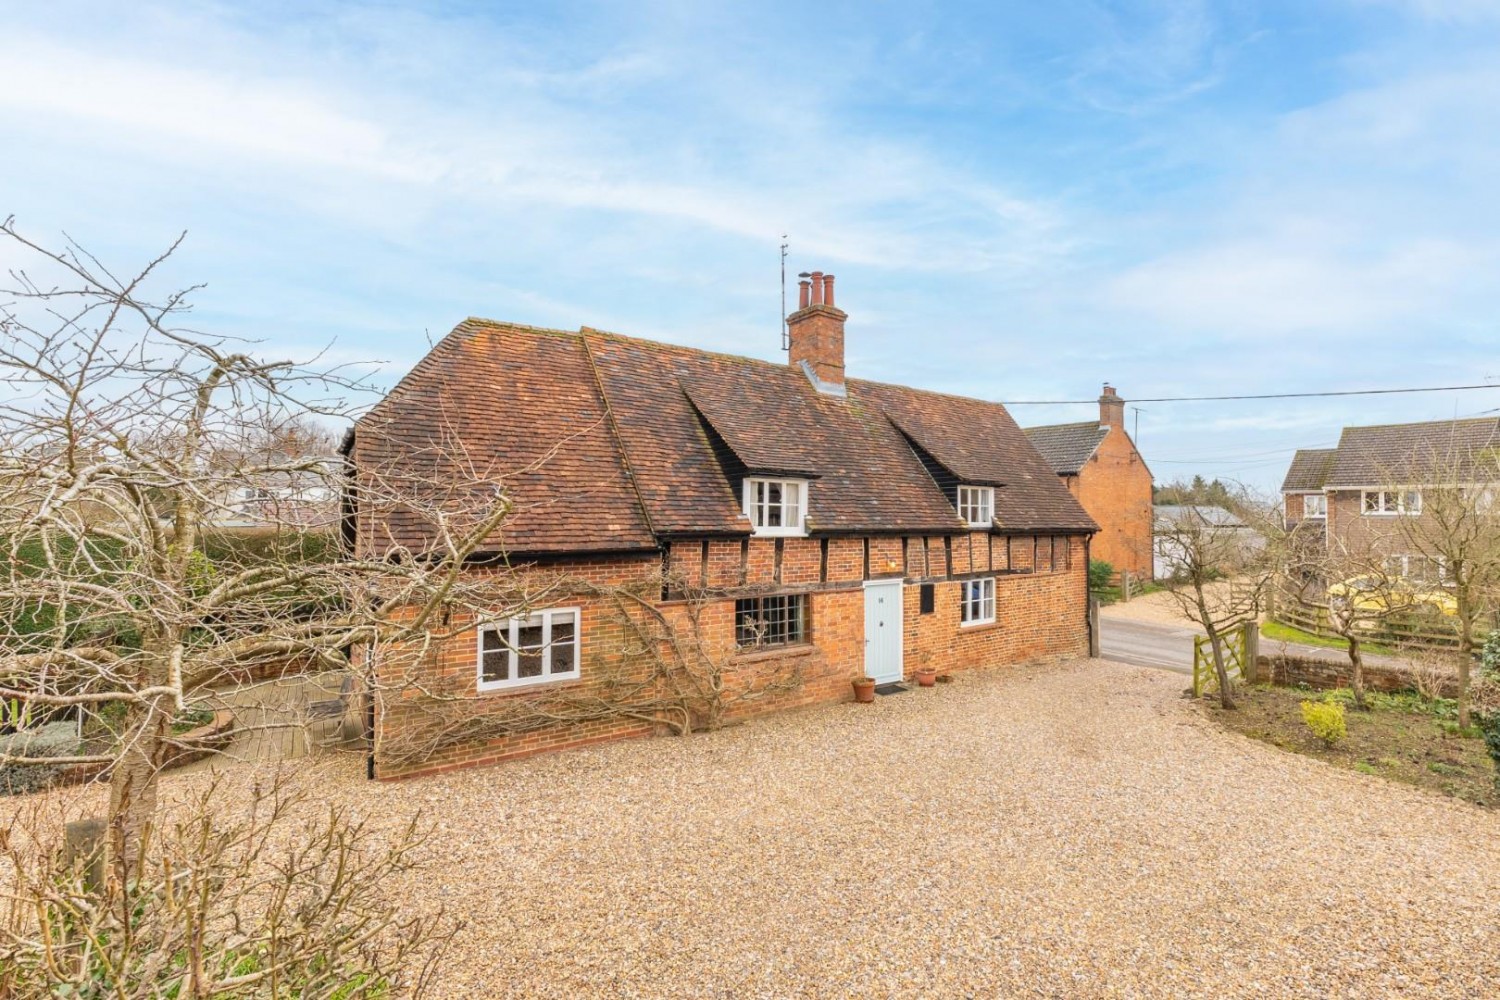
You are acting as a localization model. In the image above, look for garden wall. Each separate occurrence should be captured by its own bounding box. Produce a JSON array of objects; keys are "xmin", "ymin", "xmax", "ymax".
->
[{"xmin": 1255, "ymin": 653, "xmax": 1457, "ymax": 698}]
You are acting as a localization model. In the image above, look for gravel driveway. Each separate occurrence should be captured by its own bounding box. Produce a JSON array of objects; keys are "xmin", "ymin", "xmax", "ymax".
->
[
  {"xmin": 25, "ymin": 660, "xmax": 1500, "ymax": 997},
  {"xmin": 353, "ymin": 658, "xmax": 1499, "ymax": 998}
]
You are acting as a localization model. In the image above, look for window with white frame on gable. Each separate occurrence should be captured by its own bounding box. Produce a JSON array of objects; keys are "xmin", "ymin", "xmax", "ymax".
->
[
  {"xmin": 1303, "ymin": 494, "xmax": 1327, "ymax": 518},
  {"xmin": 960, "ymin": 577, "xmax": 995, "ymax": 625},
  {"xmin": 957, "ymin": 485, "xmax": 994, "ymax": 527},
  {"xmin": 734, "ymin": 594, "xmax": 808, "ymax": 648},
  {"xmin": 477, "ymin": 608, "xmax": 580, "ymax": 691},
  {"xmin": 1362, "ymin": 489, "xmax": 1421, "ymax": 515},
  {"xmin": 742, "ymin": 478, "xmax": 807, "ymax": 536}
]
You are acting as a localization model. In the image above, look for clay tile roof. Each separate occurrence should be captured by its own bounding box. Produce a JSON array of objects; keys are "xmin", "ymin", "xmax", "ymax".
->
[
  {"xmin": 353, "ymin": 319, "xmax": 1097, "ymax": 555},
  {"xmin": 1021, "ymin": 421, "xmax": 1110, "ymax": 475},
  {"xmin": 1280, "ymin": 448, "xmax": 1336, "ymax": 492},
  {"xmin": 350, "ymin": 320, "xmax": 657, "ymax": 556},
  {"xmin": 850, "ymin": 381, "xmax": 1097, "ymax": 533},
  {"xmin": 1326, "ymin": 418, "xmax": 1500, "ymax": 488}
]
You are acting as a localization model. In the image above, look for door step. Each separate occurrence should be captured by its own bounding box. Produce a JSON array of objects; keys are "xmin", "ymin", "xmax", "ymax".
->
[{"xmin": 873, "ymin": 683, "xmax": 909, "ymax": 696}]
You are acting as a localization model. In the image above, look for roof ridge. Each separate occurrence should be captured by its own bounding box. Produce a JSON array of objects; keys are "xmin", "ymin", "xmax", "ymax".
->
[
  {"xmin": 1339, "ymin": 415, "xmax": 1500, "ymax": 433},
  {"xmin": 1022, "ymin": 420, "xmax": 1104, "ymax": 433},
  {"xmin": 578, "ymin": 325, "xmax": 798, "ymax": 374}
]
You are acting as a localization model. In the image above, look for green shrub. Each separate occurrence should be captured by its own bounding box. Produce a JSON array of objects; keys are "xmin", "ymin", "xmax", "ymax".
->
[
  {"xmin": 1300, "ymin": 699, "xmax": 1347, "ymax": 746},
  {"xmin": 1088, "ymin": 559, "xmax": 1114, "ymax": 592},
  {"xmin": 1478, "ymin": 716, "xmax": 1500, "ymax": 793},
  {"xmin": 1481, "ymin": 630, "xmax": 1500, "ymax": 679},
  {"xmin": 0, "ymin": 721, "xmax": 80, "ymax": 796}
]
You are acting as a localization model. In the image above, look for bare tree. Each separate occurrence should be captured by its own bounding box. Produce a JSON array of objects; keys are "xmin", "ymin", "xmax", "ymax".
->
[
  {"xmin": 1388, "ymin": 445, "xmax": 1500, "ymax": 729},
  {"xmin": 1156, "ymin": 491, "xmax": 1282, "ymax": 709},
  {"xmin": 1314, "ymin": 539, "xmax": 1415, "ymax": 710},
  {"xmin": 0, "ymin": 220, "xmax": 526, "ymax": 874}
]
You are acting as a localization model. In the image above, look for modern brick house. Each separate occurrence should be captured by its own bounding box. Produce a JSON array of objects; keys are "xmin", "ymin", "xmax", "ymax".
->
[
  {"xmin": 346, "ymin": 273, "xmax": 1098, "ymax": 779},
  {"xmin": 1280, "ymin": 417, "xmax": 1500, "ymax": 580},
  {"xmin": 1024, "ymin": 387, "xmax": 1154, "ymax": 580}
]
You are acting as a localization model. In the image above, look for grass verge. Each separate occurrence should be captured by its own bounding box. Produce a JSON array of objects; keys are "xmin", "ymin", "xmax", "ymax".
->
[{"xmin": 1260, "ymin": 620, "xmax": 1398, "ymax": 657}]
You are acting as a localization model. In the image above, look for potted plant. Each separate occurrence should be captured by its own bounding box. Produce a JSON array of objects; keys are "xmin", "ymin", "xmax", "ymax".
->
[
  {"xmin": 915, "ymin": 667, "xmax": 937, "ymax": 687},
  {"xmin": 851, "ymin": 676, "xmax": 877, "ymax": 703}
]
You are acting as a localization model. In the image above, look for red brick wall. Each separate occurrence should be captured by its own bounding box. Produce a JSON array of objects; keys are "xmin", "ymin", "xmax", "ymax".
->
[
  {"xmin": 1073, "ymin": 425, "xmax": 1153, "ymax": 579},
  {"xmin": 373, "ymin": 533, "xmax": 1090, "ymax": 780}
]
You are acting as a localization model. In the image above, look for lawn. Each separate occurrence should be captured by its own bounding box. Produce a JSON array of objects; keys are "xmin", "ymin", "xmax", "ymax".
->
[
  {"xmin": 1205, "ymin": 684, "xmax": 1497, "ymax": 808},
  {"xmin": 1260, "ymin": 620, "xmax": 1399, "ymax": 656}
]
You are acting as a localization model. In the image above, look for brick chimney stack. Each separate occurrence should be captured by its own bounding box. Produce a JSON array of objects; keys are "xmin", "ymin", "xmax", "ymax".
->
[
  {"xmin": 1099, "ymin": 384, "xmax": 1124, "ymax": 429},
  {"xmin": 786, "ymin": 270, "xmax": 847, "ymax": 395}
]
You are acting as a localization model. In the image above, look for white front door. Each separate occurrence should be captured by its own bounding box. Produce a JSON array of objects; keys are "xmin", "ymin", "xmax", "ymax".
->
[{"xmin": 863, "ymin": 579, "xmax": 905, "ymax": 684}]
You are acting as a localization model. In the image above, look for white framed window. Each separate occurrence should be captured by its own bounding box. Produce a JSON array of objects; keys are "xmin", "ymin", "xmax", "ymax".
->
[
  {"xmin": 1362, "ymin": 490, "xmax": 1421, "ymax": 515},
  {"xmin": 1383, "ymin": 554, "xmax": 1449, "ymax": 584},
  {"xmin": 477, "ymin": 608, "xmax": 580, "ymax": 692},
  {"xmin": 1302, "ymin": 494, "xmax": 1327, "ymax": 518},
  {"xmin": 957, "ymin": 486, "xmax": 995, "ymax": 527},
  {"xmin": 742, "ymin": 478, "xmax": 807, "ymax": 536},
  {"xmin": 960, "ymin": 577, "xmax": 995, "ymax": 626}
]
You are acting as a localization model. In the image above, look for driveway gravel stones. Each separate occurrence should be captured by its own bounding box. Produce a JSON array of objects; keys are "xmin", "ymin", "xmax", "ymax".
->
[{"xmin": 21, "ymin": 659, "xmax": 1500, "ymax": 997}]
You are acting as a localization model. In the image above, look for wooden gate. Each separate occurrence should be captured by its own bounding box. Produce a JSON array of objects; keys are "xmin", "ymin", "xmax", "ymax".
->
[{"xmin": 1193, "ymin": 627, "xmax": 1247, "ymax": 697}]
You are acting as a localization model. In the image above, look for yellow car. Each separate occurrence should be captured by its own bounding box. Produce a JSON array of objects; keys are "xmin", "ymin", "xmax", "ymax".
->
[{"xmin": 1326, "ymin": 575, "xmax": 1457, "ymax": 618}]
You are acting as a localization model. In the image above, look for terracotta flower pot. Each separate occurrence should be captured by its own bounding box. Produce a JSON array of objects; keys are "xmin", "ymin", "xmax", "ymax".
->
[
  {"xmin": 851, "ymin": 677, "xmax": 877, "ymax": 703},
  {"xmin": 915, "ymin": 669, "xmax": 937, "ymax": 688}
]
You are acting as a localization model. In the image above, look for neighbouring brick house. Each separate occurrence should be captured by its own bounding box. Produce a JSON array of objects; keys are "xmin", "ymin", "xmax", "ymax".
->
[
  {"xmin": 1280, "ymin": 417, "xmax": 1500, "ymax": 581},
  {"xmin": 1024, "ymin": 387, "xmax": 1153, "ymax": 581},
  {"xmin": 346, "ymin": 273, "xmax": 1097, "ymax": 779}
]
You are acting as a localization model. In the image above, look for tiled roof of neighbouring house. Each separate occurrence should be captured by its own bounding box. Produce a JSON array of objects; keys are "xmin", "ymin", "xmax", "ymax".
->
[
  {"xmin": 1021, "ymin": 421, "xmax": 1110, "ymax": 475},
  {"xmin": 1324, "ymin": 418, "xmax": 1500, "ymax": 488},
  {"xmin": 351, "ymin": 319, "xmax": 1097, "ymax": 556},
  {"xmin": 1280, "ymin": 448, "xmax": 1337, "ymax": 492}
]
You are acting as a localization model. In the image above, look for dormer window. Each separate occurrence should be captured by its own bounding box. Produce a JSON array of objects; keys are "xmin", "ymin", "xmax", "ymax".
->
[
  {"xmin": 957, "ymin": 486, "xmax": 994, "ymax": 527},
  {"xmin": 743, "ymin": 478, "xmax": 807, "ymax": 536}
]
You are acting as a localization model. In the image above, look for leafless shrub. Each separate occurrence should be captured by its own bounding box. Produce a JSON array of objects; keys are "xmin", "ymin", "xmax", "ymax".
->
[
  {"xmin": 0, "ymin": 770, "xmax": 454, "ymax": 998},
  {"xmin": 1405, "ymin": 646, "xmax": 1455, "ymax": 703},
  {"xmin": 379, "ymin": 571, "xmax": 805, "ymax": 771}
]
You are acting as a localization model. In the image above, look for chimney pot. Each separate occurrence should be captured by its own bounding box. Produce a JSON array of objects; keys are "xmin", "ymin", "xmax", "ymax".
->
[
  {"xmin": 786, "ymin": 266, "xmax": 847, "ymax": 395},
  {"xmin": 1098, "ymin": 384, "xmax": 1125, "ymax": 429}
]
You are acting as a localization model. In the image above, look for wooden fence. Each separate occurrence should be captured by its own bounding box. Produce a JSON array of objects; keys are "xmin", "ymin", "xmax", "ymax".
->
[{"xmin": 1269, "ymin": 584, "xmax": 1492, "ymax": 654}]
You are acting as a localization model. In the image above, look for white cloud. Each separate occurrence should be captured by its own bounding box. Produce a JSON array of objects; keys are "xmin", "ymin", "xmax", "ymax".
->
[
  {"xmin": 1104, "ymin": 233, "xmax": 1480, "ymax": 336},
  {"xmin": 0, "ymin": 37, "xmax": 441, "ymax": 183},
  {"xmin": 0, "ymin": 21, "xmax": 1068, "ymax": 277}
]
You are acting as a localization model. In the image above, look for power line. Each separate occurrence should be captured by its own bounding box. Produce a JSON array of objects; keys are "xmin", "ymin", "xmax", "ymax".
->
[{"xmin": 1000, "ymin": 382, "xmax": 1500, "ymax": 405}]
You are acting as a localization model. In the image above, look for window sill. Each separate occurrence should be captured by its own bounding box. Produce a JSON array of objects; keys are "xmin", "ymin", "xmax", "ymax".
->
[
  {"xmin": 733, "ymin": 643, "xmax": 817, "ymax": 664},
  {"xmin": 477, "ymin": 674, "xmax": 582, "ymax": 697},
  {"xmin": 749, "ymin": 528, "xmax": 809, "ymax": 538},
  {"xmin": 960, "ymin": 618, "xmax": 997, "ymax": 631}
]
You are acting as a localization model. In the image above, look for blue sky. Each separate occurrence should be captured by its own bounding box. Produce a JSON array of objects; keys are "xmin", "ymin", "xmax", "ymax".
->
[{"xmin": 4, "ymin": 0, "xmax": 1499, "ymax": 491}]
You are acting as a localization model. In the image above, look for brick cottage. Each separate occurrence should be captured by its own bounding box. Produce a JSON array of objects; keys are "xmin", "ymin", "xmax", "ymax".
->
[
  {"xmin": 1024, "ymin": 387, "xmax": 1154, "ymax": 581},
  {"xmin": 345, "ymin": 273, "xmax": 1098, "ymax": 779}
]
